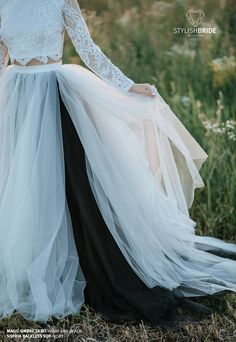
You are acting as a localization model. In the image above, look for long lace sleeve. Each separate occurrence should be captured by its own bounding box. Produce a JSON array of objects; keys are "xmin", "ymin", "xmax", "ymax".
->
[
  {"xmin": 62, "ymin": 0, "xmax": 134, "ymax": 91},
  {"xmin": 0, "ymin": 11, "xmax": 9, "ymax": 72}
]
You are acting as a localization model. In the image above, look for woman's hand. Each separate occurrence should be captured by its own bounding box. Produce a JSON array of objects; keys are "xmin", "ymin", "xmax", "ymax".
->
[{"xmin": 129, "ymin": 83, "xmax": 158, "ymax": 97}]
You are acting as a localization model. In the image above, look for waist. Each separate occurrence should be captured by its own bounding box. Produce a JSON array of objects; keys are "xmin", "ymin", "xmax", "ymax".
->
[{"xmin": 11, "ymin": 60, "xmax": 63, "ymax": 73}]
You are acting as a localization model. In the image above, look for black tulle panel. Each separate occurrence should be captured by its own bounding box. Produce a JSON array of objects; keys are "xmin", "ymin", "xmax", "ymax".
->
[{"xmin": 57, "ymin": 82, "xmax": 179, "ymax": 324}]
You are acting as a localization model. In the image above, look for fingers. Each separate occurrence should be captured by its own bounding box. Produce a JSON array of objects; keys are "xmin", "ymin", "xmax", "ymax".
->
[
  {"xmin": 143, "ymin": 83, "xmax": 158, "ymax": 97},
  {"xmin": 130, "ymin": 83, "xmax": 158, "ymax": 97},
  {"xmin": 150, "ymin": 84, "xmax": 158, "ymax": 96}
]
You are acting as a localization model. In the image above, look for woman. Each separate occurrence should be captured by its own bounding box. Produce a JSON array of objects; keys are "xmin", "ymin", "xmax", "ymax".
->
[{"xmin": 0, "ymin": 0, "xmax": 235, "ymax": 325}]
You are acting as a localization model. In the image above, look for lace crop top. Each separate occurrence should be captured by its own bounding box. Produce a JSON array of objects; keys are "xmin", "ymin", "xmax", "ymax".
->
[{"xmin": 0, "ymin": 0, "xmax": 134, "ymax": 91}]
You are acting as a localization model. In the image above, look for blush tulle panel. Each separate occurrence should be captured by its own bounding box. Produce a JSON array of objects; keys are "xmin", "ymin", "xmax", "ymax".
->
[{"xmin": 0, "ymin": 62, "xmax": 235, "ymax": 322}]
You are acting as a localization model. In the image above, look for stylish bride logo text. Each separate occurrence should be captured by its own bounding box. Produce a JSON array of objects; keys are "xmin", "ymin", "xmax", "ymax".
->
[{"xmin": 173, "ymin": 9, "xmax": 217, "ymax": 36}]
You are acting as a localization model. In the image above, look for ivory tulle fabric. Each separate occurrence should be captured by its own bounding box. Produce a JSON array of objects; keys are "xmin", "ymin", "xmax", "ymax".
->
[{"xmin": 0, "ymin": 62, "xmax": 235, "ymax": 322}]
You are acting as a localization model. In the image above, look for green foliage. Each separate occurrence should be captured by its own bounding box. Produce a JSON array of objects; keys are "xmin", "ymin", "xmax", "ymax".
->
[{"xmin": 63, "ymin": 0, "xmax": 236, "ymax": 240}]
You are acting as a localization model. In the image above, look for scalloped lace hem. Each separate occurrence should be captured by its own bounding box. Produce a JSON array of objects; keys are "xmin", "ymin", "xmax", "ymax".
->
[{"xmin": 11, "ymin": 55, "xmax": 62, "ymax": 65}]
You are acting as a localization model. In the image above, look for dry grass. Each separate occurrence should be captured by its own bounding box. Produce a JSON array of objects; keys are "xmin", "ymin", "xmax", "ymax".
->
[{"xmin": 0, "ymin": 294, "xmax": 235, "ymax": 342}]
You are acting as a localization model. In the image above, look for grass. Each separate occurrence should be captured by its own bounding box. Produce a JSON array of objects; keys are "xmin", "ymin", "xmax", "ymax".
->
[{"xmin": 0, "ymin": 293, "xmax": 236, "ymax": 341}]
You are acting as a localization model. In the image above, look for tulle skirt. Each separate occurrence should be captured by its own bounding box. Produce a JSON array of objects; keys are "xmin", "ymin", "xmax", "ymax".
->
[{"xmin": 0, "ymin": 61, "xmax": 235, "ymax": 323}]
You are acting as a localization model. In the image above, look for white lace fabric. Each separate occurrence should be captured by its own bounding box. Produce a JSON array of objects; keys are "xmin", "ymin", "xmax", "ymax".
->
[
  {"xmin": 0, "ymin": 0, "xmax": 134, "ymax": 91},
  {"xmin": 0, "ymin": 38, "xmax": 8, "ymax": 69}
]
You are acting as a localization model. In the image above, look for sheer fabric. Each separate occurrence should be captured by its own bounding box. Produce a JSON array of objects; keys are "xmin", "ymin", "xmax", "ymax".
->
[
  {"xmin": 0, "ymin": 0, "xmax": 235, "ymax": 324},
  {"xmin": 0, "ymin": 59, "xmax": 235, "ymax": 322},
  {"xmin": 55, "ymin": 64, "xmax": 236, "ymax": 296},
  {"xmin": 0, "ymin": 65, "xmax": 86, "ymax": 321},
  {"xmin": 59, "ymin": 89, "xmax": 177, "ymax": 324},
  {"xmin": 0, "ymin": 0, "xmax": 134, "ymax": 90}
]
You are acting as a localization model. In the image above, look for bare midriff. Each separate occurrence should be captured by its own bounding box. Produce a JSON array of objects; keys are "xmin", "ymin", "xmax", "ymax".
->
[{"xmin": 13, "ymin": 57, "xmax": 61, "ymax": 66}]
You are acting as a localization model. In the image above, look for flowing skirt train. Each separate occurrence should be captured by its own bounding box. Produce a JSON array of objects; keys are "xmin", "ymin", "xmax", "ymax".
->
[{"xmin": 0, "ymin": 62, "xmax": 235, "ymax": 322}]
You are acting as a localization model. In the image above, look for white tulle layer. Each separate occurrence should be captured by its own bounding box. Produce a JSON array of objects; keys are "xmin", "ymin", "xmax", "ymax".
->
[
  {"xmin": 0, "ymin": 63, "xmax": 86, "ymax": 322},
  {"xmin": 0, "ymin": 62, "xmax": 235, "ymax": 321}
]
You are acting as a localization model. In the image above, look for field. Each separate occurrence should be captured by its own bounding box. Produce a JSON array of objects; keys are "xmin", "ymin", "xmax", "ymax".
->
[
  {"xmin": 1, "ymin": 0, "xmax": 235, "ymax": 341},
  {"xmin": 64, "ymin": 0, "xmax": 236, "ymax": 241}
]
